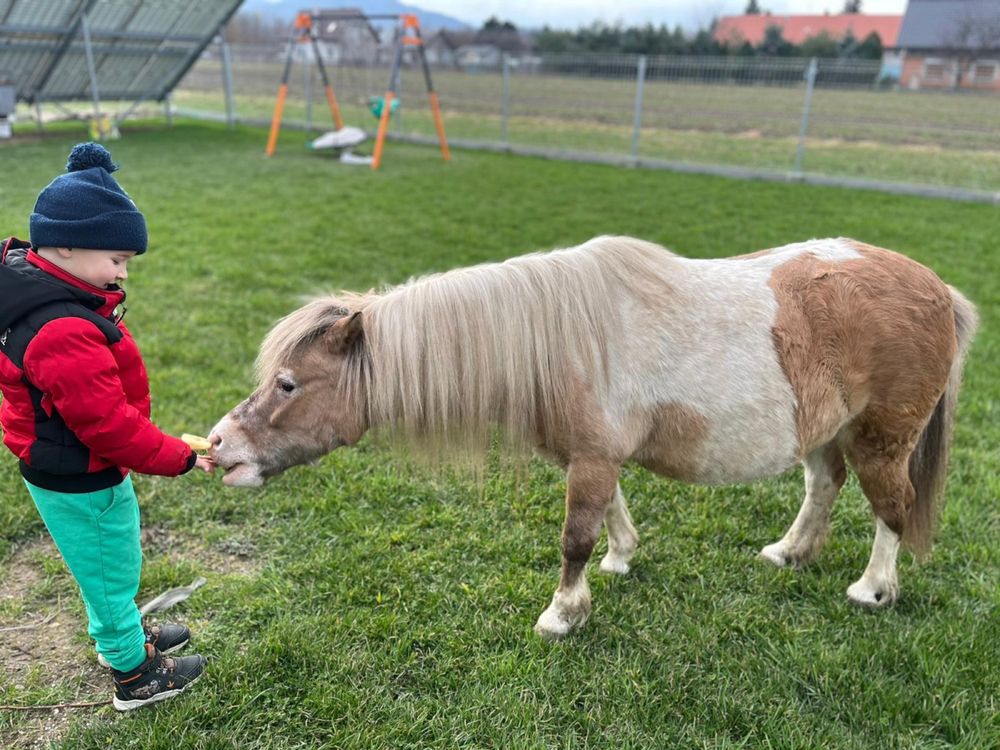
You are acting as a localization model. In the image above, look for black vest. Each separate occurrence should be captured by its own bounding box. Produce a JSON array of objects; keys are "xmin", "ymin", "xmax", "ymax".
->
[{"xmin": 1, "ymin": 300, "xmax": 124, "ymax": 489}]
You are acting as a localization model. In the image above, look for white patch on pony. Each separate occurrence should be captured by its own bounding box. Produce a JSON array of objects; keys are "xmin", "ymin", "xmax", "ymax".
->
[
  {"xmin": 209, "ymin": 415, "xmax": 265, "ymax": 487},
  {"xmin": 600, "ymin": 484, "xmax": 638, "ymax": 575},
  {"xmin": 746, "ymin": 237, "xmax": 863, "ymax": 266},
  {"xmin": 847, "ymin": 518, "xmax": 900, "ymax": 608},
  {"xmin": 534, "ymin": 574, "xmax": 591, "ymax": 639},
  {"xmin": 600, "ymin": 240, "xmax": 856, "ymax": 485}
]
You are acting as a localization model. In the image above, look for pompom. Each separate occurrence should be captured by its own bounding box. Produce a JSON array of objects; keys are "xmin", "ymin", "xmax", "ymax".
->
[{"xmin": 65, "ymin": 142, "xmax": 118, "ymax": 173}]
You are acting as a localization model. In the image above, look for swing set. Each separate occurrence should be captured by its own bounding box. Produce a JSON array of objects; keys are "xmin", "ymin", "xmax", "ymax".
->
[{"xmin": 264, "ymin": 10, "xmax": 450, "ymax": 170}]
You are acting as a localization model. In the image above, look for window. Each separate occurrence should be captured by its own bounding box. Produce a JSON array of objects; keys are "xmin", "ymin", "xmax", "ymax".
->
[
  {"xmin": 972, "ymin": 61, "xmax": 998, "ymax": 85},
  {"xmin": 923, "ymin": 58, "xmax": 949, "ymax": 82}
]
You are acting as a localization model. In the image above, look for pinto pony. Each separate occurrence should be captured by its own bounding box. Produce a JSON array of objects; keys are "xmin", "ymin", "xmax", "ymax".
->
[{"xmin": 210, "ymin": 237, "xmax": 977, "ymax": 638}]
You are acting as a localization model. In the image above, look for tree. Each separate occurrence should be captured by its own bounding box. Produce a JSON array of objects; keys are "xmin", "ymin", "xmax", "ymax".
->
[
  {"xmin": 837, "ymin": 29, "xmax": 858, "ymax": 58},
  {"xmin": 946, "ymin": 3, "xmax": 1000, "ymax": 88},
  {"xmin": 758, "ymin": 25, "xmax": 794, "ymax": 56},
  {"xmin": 481, "ymin": 16, "xmax": 517, "ymax": 33},
  {"xmin": 854, "ymin": 32, "xmax": 883, "ymax": 60},
  {"xmin": 223, "ymin": 12, "xmax": 288, "ymax": 44},
  {"xmin": 536, "ymin": 26, "xmax": 576, "ymax": 54},
  {"xmin": 800, "ymin": 31, "xmax": 838, "ymax": 58},
  {"xmin": 842, "ymin": 0, "xmax": 862, "ymax": 13},
  {"xmin": 745, "ymin": 0, "xmax": 763, "ymax": 14},
  {"xmin": 689, "ymin": 28, "xmax": 722, "ymax": 55}
]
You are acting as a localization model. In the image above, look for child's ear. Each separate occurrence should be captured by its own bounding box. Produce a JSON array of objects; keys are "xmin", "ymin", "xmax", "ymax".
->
[{"xmin": 55, "ymin": 247, "xmax": 73, "ymax": 259}]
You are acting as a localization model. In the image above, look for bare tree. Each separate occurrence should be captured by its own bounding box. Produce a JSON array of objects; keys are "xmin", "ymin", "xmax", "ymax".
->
[
  {"xmin": 223, "ymin": 12, "xmax": 289, "ymax": 44},
  {"xmin": 945, "ymin": 1, "xmax": 1000, "ymax": 88}
]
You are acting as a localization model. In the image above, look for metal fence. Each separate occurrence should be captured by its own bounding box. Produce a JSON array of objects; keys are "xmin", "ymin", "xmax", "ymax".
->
[{"xmin": 170, "ymin": 42, "xmax": 1000, "ymax": 200}]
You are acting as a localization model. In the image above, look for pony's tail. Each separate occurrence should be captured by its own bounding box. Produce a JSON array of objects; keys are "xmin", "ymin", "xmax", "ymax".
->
[{"xmin": 904, "ymin": 286, "xmax": 978, "ymax": 558}]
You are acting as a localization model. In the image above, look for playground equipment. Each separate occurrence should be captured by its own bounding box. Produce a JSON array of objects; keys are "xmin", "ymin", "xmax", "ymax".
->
[{"xmin": 265, "ymin": 11, "xmax": 450, "ymax": 170}]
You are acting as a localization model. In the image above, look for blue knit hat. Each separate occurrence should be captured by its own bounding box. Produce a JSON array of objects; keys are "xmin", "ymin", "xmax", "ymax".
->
[{"xmin": 30, "ymin": 143, "xmax": 147, "ymax": 254}]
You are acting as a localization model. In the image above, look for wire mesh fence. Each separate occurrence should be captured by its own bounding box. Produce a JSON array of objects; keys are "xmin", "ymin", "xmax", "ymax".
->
[{"xmin": 170, "ymin": 42, "xmax": 1000, "ymax": 197}]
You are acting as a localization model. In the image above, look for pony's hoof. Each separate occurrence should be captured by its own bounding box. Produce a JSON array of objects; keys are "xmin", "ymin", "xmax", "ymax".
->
[
  {"xmin": 758, "ymin": 542, "xmax": 793, "ymax": 568},
  {"xmin": 533, "ymin": 603, "xmax": 588, "ymax": 640},
  {"xmin": 846, "ymin": 579, "xmax": 897, "ymax": 609},
  {"xmin": 599, "ymin": 553, "xmax": 631, "ymax": 575}
]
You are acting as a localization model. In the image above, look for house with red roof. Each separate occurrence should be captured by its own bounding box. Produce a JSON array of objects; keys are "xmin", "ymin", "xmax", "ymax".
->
[
  {"xmin": 713, "ymin": 13, "xmax": 902, "ymax": 48},
  {"xmin": 891, "ymin": 0, "xmax": 1000, "ymax": 91}
]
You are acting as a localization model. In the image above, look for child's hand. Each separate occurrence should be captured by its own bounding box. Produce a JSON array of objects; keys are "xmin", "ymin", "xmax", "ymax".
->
[{"xmin": 194, "ymin": 455, "xmax": 216, "ymax": 473}]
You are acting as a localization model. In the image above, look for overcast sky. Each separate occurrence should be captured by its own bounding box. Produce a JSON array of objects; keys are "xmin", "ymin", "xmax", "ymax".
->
[{"xmin": 413, "ymin": 0, "xmax": 909, "ymax": 30}]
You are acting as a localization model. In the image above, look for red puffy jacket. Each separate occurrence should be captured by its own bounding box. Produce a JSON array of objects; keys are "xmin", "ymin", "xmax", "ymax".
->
[{"xmin": 0, "ymin": 239, "xmax": 194, "ymax": 492}]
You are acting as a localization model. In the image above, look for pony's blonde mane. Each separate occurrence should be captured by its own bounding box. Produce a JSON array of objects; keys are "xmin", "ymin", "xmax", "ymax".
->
[{"xmin": 257, "ymin": 236, "xmax": 675, "ymax": 456}]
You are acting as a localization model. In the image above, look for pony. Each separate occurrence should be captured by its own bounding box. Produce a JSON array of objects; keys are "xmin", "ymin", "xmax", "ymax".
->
[{"xmin": 209, "ymin": 236, "xmax": 977, "ymax": 638}]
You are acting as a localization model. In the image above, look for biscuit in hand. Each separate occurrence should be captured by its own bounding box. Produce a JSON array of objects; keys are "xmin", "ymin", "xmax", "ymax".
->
[{"xmin": 181, "ymin": 433, "xmax": 212, "ymax": 452}]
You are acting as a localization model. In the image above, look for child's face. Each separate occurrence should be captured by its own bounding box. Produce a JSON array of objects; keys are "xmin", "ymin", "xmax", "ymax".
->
[{"xmin": 50, "ymin": 248, "xmax": 137, "ymax": 289}]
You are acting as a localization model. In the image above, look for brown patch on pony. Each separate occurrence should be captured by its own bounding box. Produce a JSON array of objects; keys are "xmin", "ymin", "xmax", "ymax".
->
[
  {"xmin": 768, "ymin": 242, "xmax": 954, "ymax": 455},
  {"xmin": 563, "ymin": 458, "xmax": 620, "ymax": 558},
  {"xmin": 560, "ymin": 457, "xmax": 621, "ymax": 589},
  {"xmin": 634, "ymin": 402, "xmax": 710, "ymax": 482},
  {"xmin": 768, "ymin": 239, "xmax": 963, "ymax": 553},
  {"xmin": 535, "ymin": 374, "xmax": 630, "ymax": 466}
]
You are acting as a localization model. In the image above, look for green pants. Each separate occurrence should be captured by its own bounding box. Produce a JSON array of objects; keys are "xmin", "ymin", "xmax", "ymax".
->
[{"xmin": 24, "ymin": 475, "xmax": 147, "ymax": 672}]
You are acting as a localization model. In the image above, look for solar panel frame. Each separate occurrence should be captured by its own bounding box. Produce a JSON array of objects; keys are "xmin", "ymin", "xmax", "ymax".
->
[{"xmin": 0, "ymin": 0, "xmax": 243, "ymax": 105}]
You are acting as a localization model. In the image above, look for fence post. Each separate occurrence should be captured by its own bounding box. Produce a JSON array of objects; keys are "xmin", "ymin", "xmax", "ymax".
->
[
  {"xmin": 500, "ymin": 53, "xmax": 510, "ymax": 146},
  {"xmin": 164, "ymin": 93, "xmax": 173, "ymax": 127},
  {"xmin": 630, "ymin": 55, "xmax": 647, "ymax": 161},
  {"xmin": 220, "ymin": 37, "xmax": 236, "ymax": 129},
  {"xmin": 794, "ymin": 57, "xmax": 818, "ymax": 173}
]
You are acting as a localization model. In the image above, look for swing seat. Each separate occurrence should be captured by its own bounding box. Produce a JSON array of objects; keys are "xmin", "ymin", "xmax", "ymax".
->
[
  {"xmin": 308, "ymin": 126, "xmax": 367, "ymax": 150},
  {"xmin": 368, "ymin": 96, "xmax": 400, "ymax": 119}
]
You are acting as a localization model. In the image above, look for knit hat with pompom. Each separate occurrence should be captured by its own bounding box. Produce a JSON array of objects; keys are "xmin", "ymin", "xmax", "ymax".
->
[{"xmin": 30, "ymin": 142, "xmax": 147, "ymax": 253}]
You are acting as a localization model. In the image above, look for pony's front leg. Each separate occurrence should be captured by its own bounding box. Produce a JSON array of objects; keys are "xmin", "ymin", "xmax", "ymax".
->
[
  {"xmin": 535, "ymin": 458, "xmax": 619, "ymax": 640},
  {"xmin": 599, "ymin": 484, "xmax": 639, "ymax": 575}
]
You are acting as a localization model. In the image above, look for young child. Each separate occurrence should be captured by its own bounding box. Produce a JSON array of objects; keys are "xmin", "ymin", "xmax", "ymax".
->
[{"xmin": 0, "ymin": 143, "xmax": 214, "ymax": 711}]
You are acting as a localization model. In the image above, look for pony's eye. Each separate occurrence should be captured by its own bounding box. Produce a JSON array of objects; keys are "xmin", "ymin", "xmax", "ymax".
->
[{"xmin": 277, "ymin": 379, "xmax": 296, "ymax": 394}]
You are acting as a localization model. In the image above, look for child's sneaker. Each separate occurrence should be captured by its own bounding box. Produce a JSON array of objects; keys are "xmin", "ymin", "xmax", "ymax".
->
[
  {"xmin": 111, "ymin": 643, "xmax": 206, "ymax": 711},
  {"xmin": 97, "ymin": 622, "xmax": 191, "ymax": 668}
]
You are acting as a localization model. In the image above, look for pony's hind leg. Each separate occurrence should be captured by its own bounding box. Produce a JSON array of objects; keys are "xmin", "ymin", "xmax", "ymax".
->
[
  {"xmin": 535, "ymin": 458, "xmax": 619, "ymax": 639},
  {"xmin": 847, "ymin": 517, "xmax": 901, "ymax": 608},
  {"xmin": 599, "ymin": 484, "xmax": 639, "ymax": 575},
  {"xmin": 760, "ymin": 441, "xmax": 846, "ymax": 568},
  {"xmin": 844, "ymin": 438, "xmax": 916, "ymax": 608}
]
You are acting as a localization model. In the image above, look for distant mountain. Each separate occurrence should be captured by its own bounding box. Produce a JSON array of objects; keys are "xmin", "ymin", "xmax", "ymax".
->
[{"xmin": 238, "ymin": 0, "xmax": 473, "ymax": 31}]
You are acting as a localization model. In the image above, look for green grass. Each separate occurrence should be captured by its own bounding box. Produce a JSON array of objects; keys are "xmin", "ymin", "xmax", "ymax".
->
[
  {"xmin": 0, "ymin": 121, "xmax": 998, "ymax": 749},
  {"xmin": 169, "ymin": 58, "xmax": 1000, "ymax": 191}
]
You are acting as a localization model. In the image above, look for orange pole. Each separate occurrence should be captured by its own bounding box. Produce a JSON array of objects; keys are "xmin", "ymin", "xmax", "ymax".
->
[
  {"xmin": 324, "ymin": 85, "xmax": 344, "ymax": 130},
  {"xmin": 265, "ymin": 83, "xmax": 288, "ymax": 156},
  {"xmin": 428, "ymin": 91, "xmax": 450, "ymax": 161},
  {"xmin": 371, "ymin": 92, "xmax": 395, "ymax": 170}
]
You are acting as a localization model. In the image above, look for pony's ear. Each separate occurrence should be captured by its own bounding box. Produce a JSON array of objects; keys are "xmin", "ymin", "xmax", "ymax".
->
[{"xmin": 325, "ymin": 311, "xmax": 364, "ymax": 353}]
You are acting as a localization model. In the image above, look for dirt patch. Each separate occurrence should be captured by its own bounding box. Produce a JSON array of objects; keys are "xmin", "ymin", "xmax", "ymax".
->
[
  {"xmin": 141, "ymin": 524, "xmax": 260, "ymax": 578},
  {"xmin": 0, "ymin": 528, "xmax": 260, "ymax": 747},
  {"xmin": 0, "ymin": 536, "xmax": 108, "ymax": 749}
]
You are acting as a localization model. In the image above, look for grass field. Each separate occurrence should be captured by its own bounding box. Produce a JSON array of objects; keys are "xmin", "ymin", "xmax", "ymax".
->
[
  {"xmin": 168, "ymin": 58, "xmax": 1000, "ymax": 191},
  {"xmin": 0, "ymin": 121, "xmax": 998, "ymax": 749}
]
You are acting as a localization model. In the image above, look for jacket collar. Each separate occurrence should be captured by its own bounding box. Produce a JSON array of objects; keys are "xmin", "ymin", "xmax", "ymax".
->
[{"xmin": 27, "ymin": 250, "xmax": 125, "ymax": 318}]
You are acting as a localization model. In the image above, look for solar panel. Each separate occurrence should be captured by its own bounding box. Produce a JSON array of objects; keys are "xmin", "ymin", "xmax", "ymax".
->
[{"xmin": 0, "ymin": 0, "xmax": 243, "ymax": 104}]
